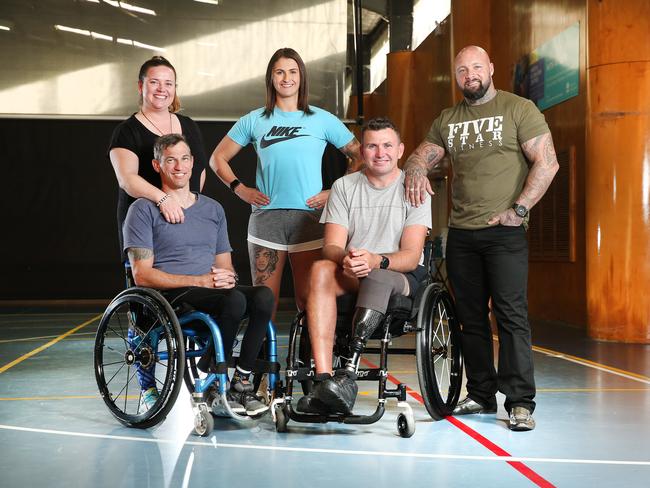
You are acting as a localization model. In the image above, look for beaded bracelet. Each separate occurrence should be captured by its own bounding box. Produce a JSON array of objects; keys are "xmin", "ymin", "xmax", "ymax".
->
[{"xmin": 156, "ymin": 194, "xmax": 171, "ymax": 207}]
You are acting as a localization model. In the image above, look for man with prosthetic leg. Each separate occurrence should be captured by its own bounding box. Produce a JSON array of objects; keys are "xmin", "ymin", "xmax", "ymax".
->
[{"xmin": 299, "ymin": 117, "xmax": 431, "ymax": 415}]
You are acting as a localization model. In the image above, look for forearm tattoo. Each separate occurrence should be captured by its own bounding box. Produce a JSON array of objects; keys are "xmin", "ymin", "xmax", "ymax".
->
[
  {"xmin": 404, "ymin": 142, "xmax": 445, "ymax": 173},
  {"xmin": 341, "ymin": 138, "xmax": 364, "ymax": 173},
  {"xmin": 520, "ymin": 133, "xmax": 560, "ymax": 207},
  {"xmin": 127, "ymin": 247, "xmax": 153, "ymax": 261},
  {"xmin": 251, "ymin": 245, "xmax": 279, "ymax": 285}
]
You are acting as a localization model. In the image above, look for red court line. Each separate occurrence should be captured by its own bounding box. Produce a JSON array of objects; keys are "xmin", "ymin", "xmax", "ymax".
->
[{"xmin": 360, "ymin": 358, "xmax": 555, "ymax": 488}]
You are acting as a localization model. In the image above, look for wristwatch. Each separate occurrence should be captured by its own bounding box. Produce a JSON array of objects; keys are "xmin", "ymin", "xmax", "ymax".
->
[
  {"xmin": 511, "ymin": 203, "xmax": 529, "ymax": 218},
  {"xmin": 229, "ymin": 179, "xmax": 242, "ymax": 192},
  {"xmin": 379, "ymin": 255, "xmax": 390, "ymax": 269}
]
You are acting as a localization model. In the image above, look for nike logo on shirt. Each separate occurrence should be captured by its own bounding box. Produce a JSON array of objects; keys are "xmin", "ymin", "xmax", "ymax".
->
[{"xmin": 259, "ymin": 126, "xmax": 308, "ymax": 148}]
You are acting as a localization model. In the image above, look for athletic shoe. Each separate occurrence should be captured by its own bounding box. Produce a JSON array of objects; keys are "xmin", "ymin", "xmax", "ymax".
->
[
  {"xmin": 230, "ymin": 376, "xmax": 268, "ymax": 416},
  {"xmin": 142, "ymin": 387, "xmax": 159, "ymax": 410},
  {"xmin": 296, "ymin": 392, "xmax": 329, "ymax": 414},
  {"xmin": 211, "ymin": 389, "xmax": 246, "ymax": 417},
  {"xmin": 296, "ymin": 373, "xmax": 331, "ymax": 414},
  {"xmin": 314, "ymin": 369, "xmax": 358, "ymax": 415},
  {"xmin": 239, "ymin": 391, "xmax": 269, "ymax": 416},
  {"xmin": 508, "ymin": 406, "xmax": 536, "ymax": 431}
]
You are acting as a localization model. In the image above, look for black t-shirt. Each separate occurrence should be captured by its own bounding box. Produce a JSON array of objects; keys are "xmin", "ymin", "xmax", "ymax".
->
[{"xmin": 108, "ymin": 112, "xmax": 207, "ymax": 258}]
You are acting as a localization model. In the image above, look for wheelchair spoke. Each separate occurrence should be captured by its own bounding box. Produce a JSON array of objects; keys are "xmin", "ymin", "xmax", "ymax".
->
[{"xmin": 104, "ymin": 360, "xmax": 127, "ymax": 388}]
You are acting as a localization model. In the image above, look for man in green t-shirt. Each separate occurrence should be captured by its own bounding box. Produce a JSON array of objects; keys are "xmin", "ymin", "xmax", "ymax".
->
[{"xmin": 403, "ymin": 45, "xmax": 559, "ymax": 431}]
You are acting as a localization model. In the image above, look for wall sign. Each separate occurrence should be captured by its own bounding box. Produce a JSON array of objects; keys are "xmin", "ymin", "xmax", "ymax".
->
[{"xmin": 513, "ymin": 22, "xmax": 580, "ymax": 111}]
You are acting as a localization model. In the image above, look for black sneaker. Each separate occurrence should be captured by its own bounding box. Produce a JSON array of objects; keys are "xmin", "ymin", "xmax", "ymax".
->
[
  {"xmin": 314, "ymin": 369, "xmax": 358, "ymax": 415},
  {"xmin": 296, "ymin": 373, "xmax": 332, "ymax": 414},
  {"xmin": 296, "ymin": 393, "xmax": 329, "ymax": 414},
  {"xmin": 230, "ymin": 376, "xmax": 268, "ymax": 416}
]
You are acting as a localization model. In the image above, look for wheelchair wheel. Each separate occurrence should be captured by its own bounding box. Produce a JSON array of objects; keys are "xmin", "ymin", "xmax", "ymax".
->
[
  {"xmin": 193, "ymin": 404, "xmax": 214, "ymax": 437},
  {"xmin": 94, "ymin": 287, "xmax": 185, "ymax": 429},
  {"xmin": 416, "ymin": 284, "xmax": 463, "ymax": 420}
]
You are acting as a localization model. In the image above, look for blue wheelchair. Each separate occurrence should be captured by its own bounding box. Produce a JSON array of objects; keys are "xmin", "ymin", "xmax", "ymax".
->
[
  {"xmin": 272, "ymin": 241, "xmax": 463, "ymax": 437},
  {"xmin": 93, "ymin": 285, "xmax": 280, "ymax": 436}
]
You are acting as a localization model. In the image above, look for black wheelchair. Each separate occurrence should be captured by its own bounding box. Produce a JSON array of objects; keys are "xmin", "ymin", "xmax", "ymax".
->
[
  {"xmin": 93, "ymin": 285, "xmax": 280, "ymax": 437},
  {"xmin": 272, "ymin": 241, "xmax": 463, "ymax": 437}
]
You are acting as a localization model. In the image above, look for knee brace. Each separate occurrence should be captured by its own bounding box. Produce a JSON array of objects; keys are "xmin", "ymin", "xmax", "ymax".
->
[{"xmin": 345, "ymin": 307, "xmax": 385, "ymax": 372}]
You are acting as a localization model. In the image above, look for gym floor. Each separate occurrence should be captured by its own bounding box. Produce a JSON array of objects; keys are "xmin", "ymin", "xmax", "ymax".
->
[{"xmin": 1, "ymin": 307, "xmax": 649, "ymax": 488}]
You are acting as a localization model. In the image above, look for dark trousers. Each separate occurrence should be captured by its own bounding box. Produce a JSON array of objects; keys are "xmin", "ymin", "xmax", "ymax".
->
[
  {"xmin": 164, "ymin": 285, "xmax": 274, "ymax": 371},
  {"xmin": 446, "ymin": 225, "xmax": 535, "ymax": 413}
]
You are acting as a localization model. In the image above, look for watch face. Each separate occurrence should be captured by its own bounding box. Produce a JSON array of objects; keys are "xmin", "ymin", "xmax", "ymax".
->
[
  {"xmin": 380, "ymin": 256, "xmax": 389, "ymax": 269},
  {"xmin": 513, "ymin": 204, "xmax": 527, "ymax": 218}
]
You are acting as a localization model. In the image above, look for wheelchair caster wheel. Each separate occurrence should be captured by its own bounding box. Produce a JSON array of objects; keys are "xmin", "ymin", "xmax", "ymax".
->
[
  {"xmin": 193, "ymin": 405, "xmax": 213, "ymax": 437},
  {"xmin": 274, "ymin": 405, "xmax": 289, "ymax": 433},
  {"xmin": 397, "ymin": 412, "xmax": 415, "ymax": 438}
]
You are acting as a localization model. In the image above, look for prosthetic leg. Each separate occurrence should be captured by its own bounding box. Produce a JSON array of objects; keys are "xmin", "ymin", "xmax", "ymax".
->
[
  {"xmin": 315, "ymin": 307, "xmax": 385, "ymax": 414},
  {"xmin": 344, "ymin": 307, "xmax": 386, "ymax": 373}
]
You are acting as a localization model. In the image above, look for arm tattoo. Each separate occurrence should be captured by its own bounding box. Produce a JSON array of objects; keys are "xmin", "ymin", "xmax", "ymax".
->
[
  {"xmin": 340, "ymin": 138, "xmax": 363, "ymax": 173},
  {"xmin": 519, "ymin": 133, "xmax": 560, "ymax": 208},
  {"xmin": 251, "ymin": 245, "xmax": 279, "ymax": 285},
  {"xmin": 127, "ymin": 247, "xmax": 153, "ymax": 261},
  {"xmin": 403, "ymin": 141, "xmax": 445, "ymax": 174}
]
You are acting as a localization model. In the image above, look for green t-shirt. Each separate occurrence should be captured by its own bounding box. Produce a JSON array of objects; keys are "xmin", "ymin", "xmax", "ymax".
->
[{"xmin": 426, "ymin": 90, "xmax": 549, "ymax": 229}]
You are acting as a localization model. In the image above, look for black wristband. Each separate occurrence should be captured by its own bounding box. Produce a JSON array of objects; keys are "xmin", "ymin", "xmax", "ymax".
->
[{"xmin": 229, "ymin": 179, "xmax": 241, "ymax": 192}]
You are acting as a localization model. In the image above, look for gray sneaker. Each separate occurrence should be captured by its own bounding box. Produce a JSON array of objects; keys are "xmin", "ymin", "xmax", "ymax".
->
[{"xmin": 508, "ymin": 406, "xmax": 535, "ymax": 431}]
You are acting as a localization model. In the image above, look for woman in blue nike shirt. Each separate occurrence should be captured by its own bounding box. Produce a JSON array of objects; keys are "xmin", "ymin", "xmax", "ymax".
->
[{"xmin": 210, "ymin": 48, "xmax": 362, "ymax": 316}]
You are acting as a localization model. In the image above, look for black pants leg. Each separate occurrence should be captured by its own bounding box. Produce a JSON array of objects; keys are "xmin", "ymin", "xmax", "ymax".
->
[
  {"xmin": 164, "ymin": 287, "xmax": 247, "ymax": 363},
  {"xmin": 164, "ymin": 285, "xmax": 274, "ymax": 372},
  {"xmin": 235, "ymin": 285, "xmax": 274, "ymax": 371},
  {"xmin": 446, "ymin": 226, "xmax": 535, "ymax": 413}
]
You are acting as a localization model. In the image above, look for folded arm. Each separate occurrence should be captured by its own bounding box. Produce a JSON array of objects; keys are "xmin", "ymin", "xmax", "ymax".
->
[{"xmin": 128, "ymin": 248, "xmax": 237, "ymax": 289}]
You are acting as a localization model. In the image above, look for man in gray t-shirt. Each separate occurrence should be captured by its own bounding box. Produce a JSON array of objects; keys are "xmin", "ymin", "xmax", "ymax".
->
[{"xmin": 298, "ymin": 118, "xmax": 431, "ymax": 416}]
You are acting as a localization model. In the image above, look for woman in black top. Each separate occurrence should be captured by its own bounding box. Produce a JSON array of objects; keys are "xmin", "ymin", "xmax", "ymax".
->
[{"xmin": 108, "ymin": 56, "xmax": 207, "ymax": 255}]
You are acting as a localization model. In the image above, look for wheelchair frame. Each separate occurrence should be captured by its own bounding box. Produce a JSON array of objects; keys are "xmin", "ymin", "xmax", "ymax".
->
[
  {"xmin": 93, "ymin": 286, "xmax": 280, "ymax": 436},
  {"xmin": 271, "ymin": 241, "xmax": 463, "ymax": 437}
]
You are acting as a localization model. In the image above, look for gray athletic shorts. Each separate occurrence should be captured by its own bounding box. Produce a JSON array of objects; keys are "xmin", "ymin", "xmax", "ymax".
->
[{"xmin": 248, "ymin": 208, "xmax": 324, "ymax": 253}]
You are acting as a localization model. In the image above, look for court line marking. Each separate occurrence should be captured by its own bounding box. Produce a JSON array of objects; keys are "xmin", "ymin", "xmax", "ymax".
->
[
  {"xmin": 1, "ymin": 424, "xmax": 648, "ymax": 467},
  {"xmin": 360, "ymin": 357, "xmax": 555, "ymax": 488},
  {"xmin": 531, "ymin": 344, "xmax": 650, "ymax": 384},
  {"xmin": 0, "ymin": 332, "xmax": 97, "ymax": 344},
  {"xmin": 0, "ymin": 314, "xmax": 102, "ymax": 374}
]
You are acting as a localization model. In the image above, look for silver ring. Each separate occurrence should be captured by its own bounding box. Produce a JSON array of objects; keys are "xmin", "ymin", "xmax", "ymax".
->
[{"xmin": 409, "ymin": 188, "xmax": 415, "ymax": 192}]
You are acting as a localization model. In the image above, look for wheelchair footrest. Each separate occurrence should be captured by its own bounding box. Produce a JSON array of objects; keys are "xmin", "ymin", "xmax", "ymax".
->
[{"xmin": 383, "ymin": 383, "xmax": 408, "ymax": 402}]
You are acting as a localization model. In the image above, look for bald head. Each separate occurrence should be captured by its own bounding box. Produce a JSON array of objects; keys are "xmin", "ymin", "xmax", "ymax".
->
[{"xmin": 454, "ymin": 45, "xmax": 496, "ymax": 103}]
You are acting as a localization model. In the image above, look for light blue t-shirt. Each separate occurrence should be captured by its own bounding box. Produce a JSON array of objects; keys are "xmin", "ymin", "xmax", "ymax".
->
[{"xmin": 228, "ymin": 106, "xmax": 354, "ymax": 210}]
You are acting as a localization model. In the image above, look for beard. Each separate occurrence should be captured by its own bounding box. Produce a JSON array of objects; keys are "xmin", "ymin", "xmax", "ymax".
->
[{"xmin": 462, "ymin": 78, "xmax": 490, "ymax": 101}]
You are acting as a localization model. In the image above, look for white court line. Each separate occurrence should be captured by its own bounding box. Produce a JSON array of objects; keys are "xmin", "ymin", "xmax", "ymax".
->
[{"xmin": 2, "ymin": 424, "xmax": 649, "ymax": 467}]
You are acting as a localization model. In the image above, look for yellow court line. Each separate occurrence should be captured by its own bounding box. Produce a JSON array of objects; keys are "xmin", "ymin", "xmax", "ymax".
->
[
  {"xmin": 532, "ymin": 343, "xmax": 650, "ymax": 382},
  {"xmin": 0, "ymin": 395, "xmax": 101, "ymax": 401},
  {"xmin": 0, "ymin": 313, "xmax": 102, "ymax": 374},
  {"xmin": 0, "ymin": 332, "xmax": 96, "ymax": 344},
  {"xmin": 490, "ymin": 333, "xmax": 650, "ymax": 383}
]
